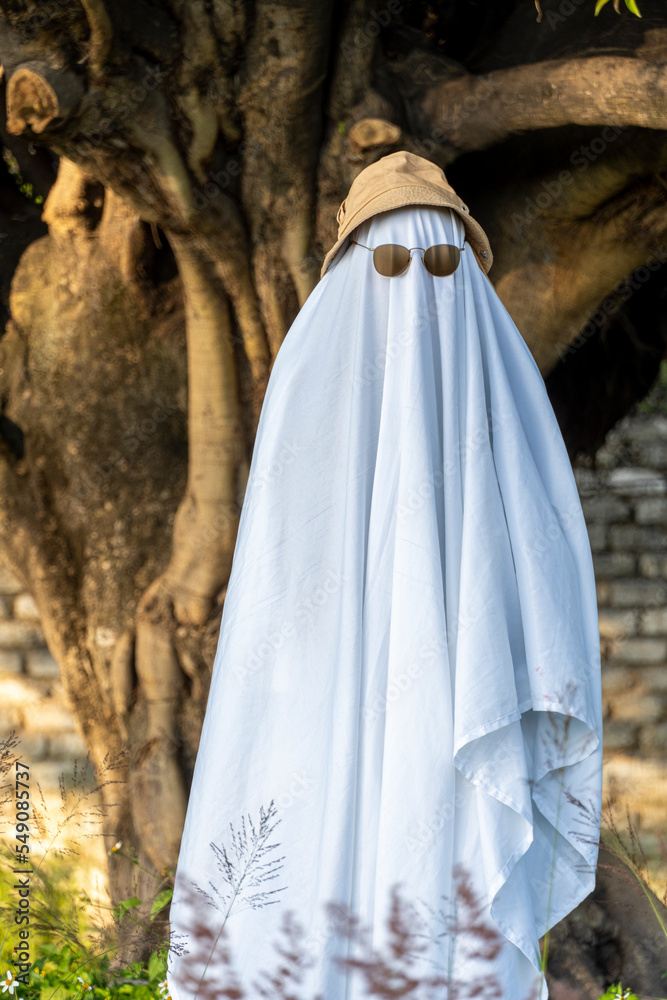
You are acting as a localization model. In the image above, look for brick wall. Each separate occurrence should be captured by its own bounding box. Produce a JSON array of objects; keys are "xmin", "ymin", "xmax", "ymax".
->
[
  {"xmin": 0, "ymin": 562, "xmax": 110, "ymax": 906},
  {"xmin": 575, "ymin": 409, "xmax": 667, "ymax": 887}
]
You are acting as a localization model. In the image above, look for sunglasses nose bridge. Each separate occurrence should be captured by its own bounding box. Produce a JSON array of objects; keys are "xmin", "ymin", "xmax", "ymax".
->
[{"xmin": 404, "ymin": 247, "xmax": 424, "ymax": 273}]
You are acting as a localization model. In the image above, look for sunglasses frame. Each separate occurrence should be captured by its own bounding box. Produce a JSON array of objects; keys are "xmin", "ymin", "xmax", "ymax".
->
[{"xmin": 350, "ymin": 239, "xmax": 466, "ymax": 277}]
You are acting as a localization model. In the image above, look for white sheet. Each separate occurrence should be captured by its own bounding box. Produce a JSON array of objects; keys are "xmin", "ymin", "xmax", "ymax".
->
[{"xmin": 166, "ymin": 205, "xmax": 603, "ymax": 1000}]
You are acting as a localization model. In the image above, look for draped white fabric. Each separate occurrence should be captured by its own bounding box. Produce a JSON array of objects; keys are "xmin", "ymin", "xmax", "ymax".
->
[{"xmin": 166, "ymin": 206, "xmax": 603, "ymax": 1000}]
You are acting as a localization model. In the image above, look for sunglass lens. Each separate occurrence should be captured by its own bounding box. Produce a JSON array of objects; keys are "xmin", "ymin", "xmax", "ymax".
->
[
  {"xmin": 373, "ymin": 244, "xmax": 411, "ymax": 277},
  {"xmin": 423, "ymin": 244, "xmax": 461, "ymax": 277}
]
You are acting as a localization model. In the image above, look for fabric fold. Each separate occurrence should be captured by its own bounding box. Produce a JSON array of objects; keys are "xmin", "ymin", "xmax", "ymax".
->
[{"xmin": 167, "ymin": 205, "xmax": 602, "ymax": 1000}]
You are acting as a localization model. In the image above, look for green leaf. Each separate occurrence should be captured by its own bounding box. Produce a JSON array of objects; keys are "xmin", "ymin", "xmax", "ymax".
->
[
  {"xmin": 595, "ymin": 0, "xmax": 641, "ymax": 14},
  {"xmin": 149, "ymin": 887, "xmax": 173, "ymax": 921},
  {"xmin": 597, "ymin": 984, "xmax": 640, "ymax": 1000},
  {"xmin": 40, "ymin": 988, "xmax": 70, "ymax": 1000},
  {"xmin": 146, "ymin": 951, "xmax": 164, "ymax": 982},
  {"xmin": 113, "ymin": 896, "xmax": 141, "ymax": 923}
]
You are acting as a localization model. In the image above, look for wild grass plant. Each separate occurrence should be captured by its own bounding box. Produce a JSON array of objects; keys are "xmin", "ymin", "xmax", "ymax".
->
[
  {"xmin": 167, "ymin": 862, "xmax": 523, "ymax": 1000},
  {"xmin": 0, "ymin": 732, "xmax": 665, "ymax": 999},
  {"xmin": 599, "ymin": 800, "xmax": 667, "ymax": 942},
  {"xmin": 0, "ymin": 730, "xmax": 173, "ymax": 1000}
]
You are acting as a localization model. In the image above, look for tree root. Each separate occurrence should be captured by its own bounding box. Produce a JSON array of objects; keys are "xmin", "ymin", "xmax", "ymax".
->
[{"xmin": 161, "ymin": 233, "xmax": 243, "ymax": 625}]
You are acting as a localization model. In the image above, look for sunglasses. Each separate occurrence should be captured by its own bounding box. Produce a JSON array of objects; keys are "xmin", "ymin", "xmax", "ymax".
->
[{"xmin": 350, "ymin": 240, "xmax": 465, "ymax": 277}]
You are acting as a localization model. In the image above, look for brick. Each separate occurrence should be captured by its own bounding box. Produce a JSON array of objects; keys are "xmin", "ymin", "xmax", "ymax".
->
[
  {"xmin": 0, "ymin": 621, "xmax": 45, "ymax": 649},
  {"xmin": 638, "ymin": 552, "xmax": 667, "ymax": 578},
  {"xmin": 635, "ymin": 442, "xmax": 667, "ymax": 471},
  {"xmin": 634, "ymin": 665, "xmax": 667, "ymax": 693},
  {"xmin": 623, "ymin": 415, "xmax": 667, "ymax": 441},
  {"xmin": 0, "ymin": 565, "xmax": 23, "ymax": 595},
  {"xmin": 640, "ymin": 608, "xmax": 667, "ymax": 636},
  {"xmin": 599, "ymin": 609, "xmax": 639, "ymax": 640},
  {"xmin": 635, "ymin": 496, "xmax": 667, "ymax": 524},
  {"xmin": 29, "ymin": 759, "xmax": 82, "ymax": 793},
  {"xmin": 602, "ymin": 768, "xmax": 667, "ymax": 835},
  {"xmin": 602, "ymin": 755, "xmax": 667, "ymax": 800},
  {"xmin": 609, "ymin": 579, "xmax": 667, "ymax": 607},
  {"xmin": 591, "ymin": 449, "xmax": 620, "ymax": 471},
  {"xmin": 611, "ymin": 690, "xmax": 665, "ymax": 722},
  {"xmin": 49, "ymin": 731, "xmax": 89, "ymax": 761},
  {"xmin": 25, "ymin": 649, "xmax": 59, "ymax": 679},
  {"xmin": 602, "ymin": 720, "xmax": 639, "ymax": 753},
  {"xmin": 609, "ymin": 524, "xmax": 667, "ymax": 551},
  {"xmin": 601, "ymin": 664, "xmax": 636, "ymax": 695},
  {"xmin": 8, "ymin": 734, "xmax": 49, "ymax": 762},
  {"xmin": 13, "ymin": 593, "xmax": 40, "ymax": 620},
  {"xmin": 607, "ymin": 636, "xmax": 667, "ymax": 664},
  {"xmin": 573, "ymin": 466, "xmax": 600, "ymax": 491},
  {"xmin": 586, "ymin": 523, "xmax": 607, "ymax": 552},
  {"xmin": 596, "ymin": 581, "xmax": 611, "ymax": 607},
  {"xmin": 592, "ymin": 552, "xmax": 636, "ymax": 579},
  {"xmin": 607, "ymin": 467, "xmax": 667, "ymax": 496},
  {"xmin": 0, "ymin": 650, "xmax": 23, "ymax": 674},
  {"xmin": 581, "ymin": 494, "xmax": 632, "ymax": 523},
  {"xmin": 639, "ymin": 723, "xmax": 667, "ymax": 755},
  {"xmin": 0, "ymin": 707, "xmax": 24, "ymax": 735},
  {"xmin": 0, "ymin": 674, "xmax": 48, "ymax": 706},
  {"xmin": 24, "ymin": 699, "xmax": 77, "ymax": 734}
]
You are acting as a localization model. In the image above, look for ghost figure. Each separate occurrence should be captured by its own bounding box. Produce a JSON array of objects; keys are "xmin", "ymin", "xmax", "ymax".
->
[{"xmin": 166, "ymin": 152, "xmax": 603, "ymax": 1000}]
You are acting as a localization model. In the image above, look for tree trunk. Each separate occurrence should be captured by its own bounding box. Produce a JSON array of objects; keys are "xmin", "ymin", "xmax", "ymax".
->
[{"xmin": 0, "ymin": 0, "xmax": 666, "ymax": 980}]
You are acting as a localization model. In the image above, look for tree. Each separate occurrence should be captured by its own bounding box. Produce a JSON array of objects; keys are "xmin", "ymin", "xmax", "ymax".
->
[{"xmin": 0, "ymin": 0, "xmax": 666, "ymax": 987}]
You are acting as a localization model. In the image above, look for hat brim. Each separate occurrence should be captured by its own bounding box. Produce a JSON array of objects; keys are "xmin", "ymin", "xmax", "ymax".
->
[{"xmin": 320, "ymin": 190, "xmax": 492, "ymax": 279}]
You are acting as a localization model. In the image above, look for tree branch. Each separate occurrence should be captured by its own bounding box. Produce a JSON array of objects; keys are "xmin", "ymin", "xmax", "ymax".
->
[
  {"xmin": 421, "ymin": 57, "xmax": 667, "ymax": 155},
  {"xmin": 5, "ymin": 62, "xmax": 84, "ymax": 135},
  {"xmin": 171, "ymin": 0, "xmax": 224, "ymax": 183},
  {"xmin": 131, "ymin": 619, "xmax": 188, "ymax": 873},
  {"xmin": 78, "ymin": 0, "xmax": 113, "ymax": 75},
  {"xmin": 40, "ymin": 155, "xmax": 100, "ymax": 237}
]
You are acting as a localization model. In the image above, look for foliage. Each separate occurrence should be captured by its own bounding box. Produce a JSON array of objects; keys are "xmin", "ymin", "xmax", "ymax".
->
[
  {"xmin": 535, "ymin": 0, "xmax": 642, "ymax": 20},
  {"xmin": 1, "ymin": 147, "xmax": 44, "ymax": 205},
  {"xmin": 594, "ymin": 0, "xmax": 641, "ymax": 16},
  {"xmin": 598, "ymin": 985, "xmax": 640, "ymax": 1000},
  {"xmin": 0, "ymin": 732, "xmax": 171, "ymax": 999},
  {"xmin": 0, "ymin": 838, "xmax": 170, "ymax": 1000},
  {"xmin": 635, "ymin": 359, "xmax": 667, "ymax": 416},
  {"xmin": 0, "ymin": 942, "xmax": 170, "ymax": 1000}
]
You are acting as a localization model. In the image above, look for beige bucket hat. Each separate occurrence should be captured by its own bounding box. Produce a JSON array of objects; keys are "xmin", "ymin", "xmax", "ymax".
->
[{"xmin": 320, "ymin": 150, "xmax": 493, "ymax": 279}]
